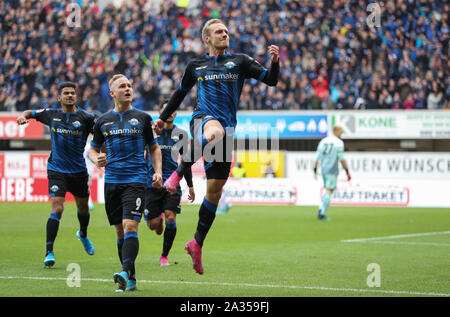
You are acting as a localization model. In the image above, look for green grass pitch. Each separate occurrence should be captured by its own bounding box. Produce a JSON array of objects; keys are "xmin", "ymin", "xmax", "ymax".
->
[{"xmin": 0, "ymin": 202, "xmax": 448, "ymax": 297}]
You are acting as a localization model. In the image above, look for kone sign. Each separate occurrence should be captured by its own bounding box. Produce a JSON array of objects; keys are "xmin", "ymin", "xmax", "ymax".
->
[{"xmin": 331, "ymin": 113, "xmax": 397, "ymax": 138}]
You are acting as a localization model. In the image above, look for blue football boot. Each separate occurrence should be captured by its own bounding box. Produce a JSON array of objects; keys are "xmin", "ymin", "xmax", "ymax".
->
[
  {"xmin": 77, "ymin": 230, "xmax": 95, "ymax": 255},
  {"xmin": 44, "ymin": 251, "xmax": 55, "ymax": 268},
  {"xmin": 113, "ymin": 271, "xmax": 129, "ymax": 291}
]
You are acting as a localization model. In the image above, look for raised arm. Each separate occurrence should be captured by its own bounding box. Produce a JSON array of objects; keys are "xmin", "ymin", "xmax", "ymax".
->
[
  {"xmin": 153, "ymin": 63, "xmax": 196, "ymax": 134},
  {"xmin": 262, "ymin": 45, "xmax": 280, "ymax": 86},
  {"xmin": 16, "ymin": 110, "xmax": 33, "ymax": 125}
]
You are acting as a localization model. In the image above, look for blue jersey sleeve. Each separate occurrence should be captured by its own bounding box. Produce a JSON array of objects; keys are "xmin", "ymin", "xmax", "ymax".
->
[
  {"xmin": 159, "ymin": 62, "xmax": 197, "ymax": 122},
  {"xmin": 91, "ymin": 119, "xmax": 104, "ymax": 148},
  {"xmin": 179, "ymin": 62, "xmax": 197, "ymax": 91},
  {"xmin": 87, "ymin": 113, "xmax": 96, "ymax": 134},
  {"xmin": 31, "ymin": 108, "xmax": 53, "ymax": 126},
  {"xmin": 242, "ymin": 54, "xmax": 268, "ymax": 80},
  {"xmin": 144, "ymin": 114, "xmax": 157, "ymax": 146},
  {"xmin": 242, "ymin": 54, "xmax": 279, "ymax": 86}
]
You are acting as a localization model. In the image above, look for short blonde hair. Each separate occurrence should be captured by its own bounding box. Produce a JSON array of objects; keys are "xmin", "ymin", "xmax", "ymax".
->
[
  {"xmin": 333, "ymin": 125, "xmax": 343, "ymax": 135},
  {"xmin": 108, "ymin": 74, "xmax": 127, "ymax": 89},
  {"xmin": 202, "ymin": 19, "xmax": 225, "ymax": 43}
]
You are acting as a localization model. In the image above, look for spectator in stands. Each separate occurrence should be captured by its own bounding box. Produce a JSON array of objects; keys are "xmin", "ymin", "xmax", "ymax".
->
[
  {"xmin": 312, "ymin": 74, "xmax": 329, "ymax": 101},
  {"xmin": 427, "ymin": 87, "xmax": 443, "ymax": 110},
  {"xmin": 402, "ymin": 94, "xmax": 416, "ymax": 110},
  {"xmin": 414, "ymin": 90, "xmax": 426, "ymax": 110},
  {"xmin": 0, "ymin": 0, "xmax": 447, "ymax": 111}
]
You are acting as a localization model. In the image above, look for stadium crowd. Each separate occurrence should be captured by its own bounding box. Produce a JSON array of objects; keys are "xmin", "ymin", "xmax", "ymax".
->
[{"xmin": 0, "ymin": 0, "xmax": 448, "ymax": 114}]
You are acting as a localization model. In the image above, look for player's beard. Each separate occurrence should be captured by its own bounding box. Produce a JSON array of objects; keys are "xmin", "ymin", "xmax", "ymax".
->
[{"xmin": 61, "ymin": 98, "xmax": 76, "ymax": 108}]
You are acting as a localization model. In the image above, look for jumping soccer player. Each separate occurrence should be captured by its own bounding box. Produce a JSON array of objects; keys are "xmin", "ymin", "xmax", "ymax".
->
[
  {"xmin": 313, "ymin": 126, "xmax": 351, "ymax": 221},
  {"xmin": 153, "ymin": 19, "xmax": 279, "ymax": 274},
  {"xmin": 89, "ymin": 74, "xmax": 163, "ymax": 291},
  {"xmin": 144, "ymin": 104, "xmax": 195, "ymax": 266},
  {"xmin": 16, "ymin": 82, "xmax": 96, "ymax": 267}
]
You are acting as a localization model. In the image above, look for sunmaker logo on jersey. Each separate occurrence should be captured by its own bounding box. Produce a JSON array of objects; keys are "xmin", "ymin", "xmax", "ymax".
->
[
  {"xmin": 198, "ymin": 72, "xmax": 239, "ymax": 82},
  {"xmin": 160, "ymin": 144, "xmax": 173, "ymax": 151},
  {"xmin": 103, "ymin": 127, "xmax": 143, "ymax": 136},
  {"xmin": 51, "ymin": 127, "xmax": 82, "ymax": 136}
]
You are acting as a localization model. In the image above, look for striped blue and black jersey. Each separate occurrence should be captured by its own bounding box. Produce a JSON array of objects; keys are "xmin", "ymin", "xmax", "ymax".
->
[
  {"xmin": 31, "ymin": 107, "xmax": 95, "ymax": 174},
  {"xmin": 91, "ymin": 108, "xmax": 157, "ymax": 184},
  {"xmin": 177, "ymin": 52, "xmax": 271, "ymax": 128},
  {"xmin": 146, "ymin": 125, "xmax": 192, "ymax": 188}
]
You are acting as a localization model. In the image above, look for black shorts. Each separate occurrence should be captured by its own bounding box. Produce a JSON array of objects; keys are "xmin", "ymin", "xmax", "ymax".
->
[
  {"xmin": 47, "ymin": 170, "xmax": 89, "ymax": 198},
  {"xmin": 104, "ymin": 183, "xmax": 146, "ymax": 226},
  {"xmin": 190, "ymin": 114, "xmax": 232, "ymax": 180},
  {"xmin": 145, "ymin": 186, "xmax": 182, "ymax": 219}
]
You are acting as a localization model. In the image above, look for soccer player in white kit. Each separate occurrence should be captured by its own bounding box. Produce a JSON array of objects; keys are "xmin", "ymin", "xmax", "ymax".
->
[
  {"xmin": 84, "ymin": 135, "xmax": 96, "ymax": 210},
  {"xmin": 313, "ymin": 126, "xmax": 351, "ymax": 221}
]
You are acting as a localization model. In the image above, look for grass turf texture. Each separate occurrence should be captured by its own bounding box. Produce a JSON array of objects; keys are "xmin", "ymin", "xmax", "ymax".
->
[{"xmin": 0, "ymin": 202, "xmax": 448, "ymax": 297}]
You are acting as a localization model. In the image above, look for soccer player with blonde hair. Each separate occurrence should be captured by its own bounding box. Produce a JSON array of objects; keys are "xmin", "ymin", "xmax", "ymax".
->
[
  {"xmin": 90, "ymin": 74, "xmax": 163, "ymax": 291},
  {"xmin": 153, "ymin": 19, "xmax": 279, "ymax": 274},
  {"xmin": 314, "ymin": 126, "xmax": 351, "ymax": 221}
]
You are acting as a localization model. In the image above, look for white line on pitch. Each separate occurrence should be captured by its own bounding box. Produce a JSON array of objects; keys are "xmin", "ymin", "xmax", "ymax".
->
[
  {"xmin": 0, "ymin": 276, "xmax": 448, "ymax": 297},
  {"xmin": 369, "ymin": 241, "xmax": 450, "ymax": 247},
  {"xmin": 341, "ymin": 231, "xmax": 450, "ymax": 243}
]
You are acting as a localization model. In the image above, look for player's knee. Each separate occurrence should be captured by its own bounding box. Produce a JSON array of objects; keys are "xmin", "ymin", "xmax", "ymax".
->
[
  {"xmin": 148, "ymin": 217, "xmax": 160, "ymax": 230},
  {"xmin": 123, "ymin": 219, "xmax": 138, "ymax": 233},
  {"xmin": 206, "ymin": 191, "xmax": 222, "ymax": 205},
  {"xmin": 51, "ymin": 204, "xmax": 64, "ymax": 214},
  {"xmin": 165, "ymin": 213, "xmax": 176, "ymax": 223},
  {"xmin": 205, "ymin": 126, "xmax": 225, "ymax": 143}
]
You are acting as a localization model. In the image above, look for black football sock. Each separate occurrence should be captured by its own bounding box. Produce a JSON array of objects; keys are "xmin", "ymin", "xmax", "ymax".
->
[
  {"xmin": 77, "ymin": 210, "xmax": 90, "ymax": 238},
  {"xmin": 194, "ymin": 198, "xmax": 217, "ymax": 247},
  {"xmin": 162, "ymin": 222, "xmax": 177, "ymax": 257},
  {"xmin": 46, "ymin": 213, "xmax": 61, "ymax": 255},
  {"xmin": 117, "ymin": 238, "xmax": 124, "ymax": 265},
  {"xmin": 122, "ymin": 232, "xmax": 139, "ymax": 281}
]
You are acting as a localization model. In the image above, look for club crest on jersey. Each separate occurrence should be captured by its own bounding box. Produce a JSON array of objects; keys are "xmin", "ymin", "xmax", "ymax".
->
[
  {"xmin": 128, "ymin": 118, "xmax": 139, "ymax": 126},
  {"xmin": 72, "ymin": 121, "xmax": 81, "ymax": 128},
  {"xmin": 224, "ymin": 61, "xmax": 236, "ymax": 69}
]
